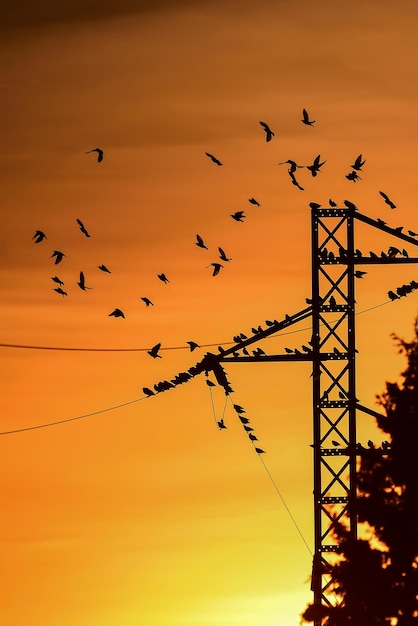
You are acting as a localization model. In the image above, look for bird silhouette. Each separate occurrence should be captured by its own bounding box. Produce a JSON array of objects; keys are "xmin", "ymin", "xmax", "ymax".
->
[
  {"xmin": 207, "ymin": 262, "xmax": 223, "ymax": 276},
  {"xmin": 346, "ymin": 170, "xmax": 361, "ymax": 182},
  {"xmin": 195, "ymin": 234, "xmax": 208, "ymax": 249},
  {"xmin": 331, "ymin": 440, "xmax": 341, "ymax": 447},
  {"xmin": 157, "ymin": 273, "xmax": 169, "ymax": 284},
  {"xmin": 141, "ymin": 297, "xmax": 154, "ymax": 306},
  {"xmin": 231, "ymin": 211, "xmax": 245, "ymax": 222},
  {"xmin": 255, "ymin": 447, "xmax": 265, "ymax": 454},
  {"xmin": 388, "ymin": 290, "xmax": 399, "ymax": 301},
  {"xmin": 54, "ymin": 287, "xmax": 67, "ymax": 296},
  {"xmin": 288, "ymin": 170, "xmax": 304, "ymax": 190},
  {"xmin": 278, "ymin": 159, "xmax": 304, "ymax": 173},
  {"xmin": 259, "ymin": 121, "xmax": 274, "ymax": 142},
  {"xmin": 248, "ymin": 197, "xmax": 261, "ymax": 207},
  {"xmin": 233, "ymin": 404, "xmax": 246, "ymax": 413},
  {"xmin": 148, "ymin": 342, "xmax": 162, "ymax": 358},
  {"xmin": 77, "ymin": 271, "xmax": 92, "ymax": 291},
  {"xmin": 379, "ymin": 191, "xmax": 396, "ymax": 209},
  {"xmin": 218, "ymin": 247, "xmax": 232, "ymax": 262},
  {"xmin": 309, "ymin": 202, "xmax": 321, "ymax": 210},
  {"xmin": 329, "ymin": 198, "xmax": 337, "ymax": 207},
  {"xmin": 205, "ymin": 379, "xmax": 216, "ymax": 388},
  {"xmin": 301, "ymin": 108, "xmax": 315, "ymax": 126},
  {"xmin": 307, "ymin": 154, "xmax": 326, "ymax": 177},
  {"xmin": 354, "ymin": 270, "xmax": 367, "ymax": 278},
  {"xmin": 248, "ymin": 433, "xmax": 258, "ymax": 441},
  {"xmin": 50, "ymin": 250, "xmax": 65, "ymax": 264},
  {"xmin": 98, "ymin": 264, "xmax": 111, "ymax": 273},
  {"xmin": 32, "ymin": 230, "xmax": 47, "ymax": 243},
  {"xmin": 143, "ymin": 387, "xmax": 155, "ymax": 397},
  {"xmin": 205, "ymin": 152, "xmax": 222, "ymax": 166},
  {"xmin": 350, "ymin": 154, "xmax": 366, "ymax": 170},
  {"xmin": 343, "ymin": 200, "xmax": 357, "ymax": 210},
  {"xmin": 217, "ymin": 418, "xmax": 227, "ymax": 429},
  {"xmin": 109, "ymin": 308, "xmax": 125, "ymax": 318},
  {"xmin": 51, "ymin": 276, "xmax": 64, "ymax": 286},
  {"xmin": 85, "ymin": 148, "xmax": 104, "ymax": 162},
  {"xmin": 76, "ymin": 218, "xmax": 91, "ymax": 237},
  {"xmin": 187, "ymin": 341, "xmax": 199, "ymax": 351}
]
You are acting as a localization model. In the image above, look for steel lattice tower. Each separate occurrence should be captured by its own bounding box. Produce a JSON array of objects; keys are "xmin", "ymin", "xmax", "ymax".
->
[{"xmin": 150, "ymin": 202, "xmax": 418, "ymax": 622}]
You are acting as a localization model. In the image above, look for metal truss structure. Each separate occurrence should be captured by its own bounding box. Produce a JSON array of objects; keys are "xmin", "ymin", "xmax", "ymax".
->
[{"xmin": 149, "ymin": 203, "xmax": 418, "ymax": 622}]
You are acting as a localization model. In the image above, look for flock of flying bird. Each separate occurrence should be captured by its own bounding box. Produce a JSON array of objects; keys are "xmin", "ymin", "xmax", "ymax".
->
[{"xmin": 32, "ymin": 109, "xmax": 413, "ymax": 366}]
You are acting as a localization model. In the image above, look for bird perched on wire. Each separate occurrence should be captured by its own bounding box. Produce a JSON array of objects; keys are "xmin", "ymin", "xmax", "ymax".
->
[
  {"xmin": 307, "ymin": 154, "xmax": 326, "ymax": 177},
  {"xmin": 259, "ymin": 121, "xmax": 274, "ymax": 142},
  {"xmin": 231, "ymin": 211, "xmax": 245, "ymax": 222},
  {"xmin": 388, "ymin": 290, "xmax": 399, "ymax": 301},
  {"xmin": 207, "ymin": 262, "xmax": 223, "ymax": 276},
  {"xmin": 50, "ymin": 250, "xmax": 66, "ymax": 264},
  {"xmin": 157, "ymin": 273, "xmax": 169, "ymax": 284},
  {"xmin": 141, "ymin": 297, "xmax": 154, "ymax": 306},
  {"xmin": 218, "ymin": 247, "xmax": 232, "ymax": 262},
  {"xmin": 248, "ymin": 197, "xmax": 261, "ymax": 207},
  {"xmin": 148, "ymin": 342, "xmax": 162, "ymax": 358},
  {"xmin": 379, "ymin": 191, "xmax": 396, "ymax": 209},
  {"xmin": 205, "ymin": 152, "xmax": 222, "ymax": 166},
  {"xmin": 77, "ymin": 271, "xmax": 92, "ymax": 291},
  {"xmin": 301, "ymin": 108, "xmax": 315, "ymax": 126},
  {"xmin": 195, "ymin": 234, "xmax": 208, "ymax": 249},
  {"xmin": 142, "ymin": 387, "xmax": 155, "ymax": 397},
  {"xmin": 76, "ymin": 218, "xmax": 91, "ymax": 237},
  {"xmin": 85, "ymin": 148, "xmax": 104, "ymax": 162},
  {"xmin": 187, "ymin": 341, "xmax": 200, "ymax": 352},
  {"xmin": 33, "ymin": 230, "xmax": 47, "ymax": 243},
  {"xmin": 350, "ymin": 154, "xmax": 366, "ymax": 171},
  {"xmin": 109, "ymin": 308, "xmax": 125, "ymax": 318},
  {"xmin": 98, "ymin": 264, "xmax": 111, "ymax": 273},
  {"xmin": 255, "ymin": 447, "xmax": 265, "ymax": 454},
  {"xmin": 217, "ymin": 418, "xmax": 227, "ymax": 430}
]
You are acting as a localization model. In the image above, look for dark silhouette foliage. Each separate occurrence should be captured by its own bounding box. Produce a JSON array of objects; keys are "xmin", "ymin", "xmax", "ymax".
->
[{"xmin": 303, "ymin": 318, "xmax": 418, "ymax": 625}]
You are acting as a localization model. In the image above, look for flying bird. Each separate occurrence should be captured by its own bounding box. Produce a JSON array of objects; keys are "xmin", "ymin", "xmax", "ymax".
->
[
  {"xmin": 50, "ymin": 250, "xmax": 65, "ymax": 264},
  {"xmin": 54, "ymin": 287, "xmax": 67, "ymax": 296},
  {"xmin": 218, "ymin": 247, "xmax": 232, "ymax": 262},
  {"xmin": 77, "ymin": 271, "xmax": 92, "ymax": 291},
  {"xmin": 231, "ymin": 211, "xmax": 245, "ymax": 222},
  {"xmin": 187, "ymin": 341, "xmax": 200, "ymax": 351},
  {"xmin": 207, "ymin": 262, "xmax": 223, "ymax": 276},
  {"xmin": 278, "ymin": 159, "xmax": 304, "ymax": 173},
  {"xmin": 157, "ymin": 273, "xmax": 169, "ymax": 284},
  {"xmin": 307, "ymin": 154, "xmax": 326, "ymax": 177},
  {"xmin": 346, "ymin": 170, "xmax": 361, "ymax": 182},
  {"xmin": 350, "ymin": 154, "xmax": 366, "ymax": 171},
  {"xmin": 98, "ymin": 264, "xmax": 111, "ymax": 273},
  {"xmin": 195, "ymin": 234, "xmax": 208, "ymax": 249},
  {"xmin": 85, "ymin": 148, "xmax": 104, "ymax": 162},
  {"xmin": 379, "ymin": 191, "xmax": 396, "ymax": 209},
  {"xmin": 109, "ymin": 308, "xmax": 125, "ymax": 318},
  {"xmin": 354, "ymin": 270, "xmax": 367, "ymax": 278},
  {"xmin": 32, "ymin": 230, "xmax": 47, "ymax": 243},
  {"xmin": 148, "ymin": 342, "xmax": 162, "ymax": 358},
  {"xmin": 51, "ymin": 276, "xmax": 64, "ymax": 286},
  {"xmin": 301, "ymin": 108, "xmax": 315, "ymax": 126},
  {"xmin": 289, "ymin": 170, "xmax": 304, "ymax": 190},
  {"xmin": 141, "ymin": 297, "xmax": 154, "ymax": 306},
  {"xmin": 76, "ymin": 218, "xmax": 91, "ymax": 237},
  {"xmin": 248, "ymin": 197, "xmax": 261, "ymax": 206},
  {"xmin": 259, "ymin": 121, "xmax": 274, "ymax": 142},
  {"xmin": 205, "ymin": 152, "xmax": 222, "ymax": 166}
]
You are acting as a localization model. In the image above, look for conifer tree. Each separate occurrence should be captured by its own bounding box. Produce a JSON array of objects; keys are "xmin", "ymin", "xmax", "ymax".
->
[{"xmin": 303, "ymin": 319, "xmax": 418, "ymax": 625}]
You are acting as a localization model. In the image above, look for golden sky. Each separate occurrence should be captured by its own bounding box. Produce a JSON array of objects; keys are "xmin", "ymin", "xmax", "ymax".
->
[{"xmin": 2, "ymin": 1, "xmax": 418, "ymax": 625}]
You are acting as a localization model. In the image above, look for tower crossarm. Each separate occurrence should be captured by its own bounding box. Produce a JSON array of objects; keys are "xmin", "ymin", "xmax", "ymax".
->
[{"xmin": 354, "ymin": 211, "xmax": 418, "ymax": 246}]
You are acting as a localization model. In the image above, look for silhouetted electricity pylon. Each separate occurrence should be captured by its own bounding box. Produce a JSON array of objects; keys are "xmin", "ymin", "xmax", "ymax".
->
[{"xmin": 148, "ymin": 203, "xmax": 418, "ymax": 622}]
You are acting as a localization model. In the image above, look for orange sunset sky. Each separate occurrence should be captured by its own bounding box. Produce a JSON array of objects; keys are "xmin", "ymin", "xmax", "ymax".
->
[{"xmin": 2, "ymin": 1, "xmax": 418, "ymax": 625}]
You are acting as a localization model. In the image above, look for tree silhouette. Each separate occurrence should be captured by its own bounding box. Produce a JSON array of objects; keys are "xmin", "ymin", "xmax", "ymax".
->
[{"xmin": 303, "ymin": 317, "xmax": 418, "ymax": 625}]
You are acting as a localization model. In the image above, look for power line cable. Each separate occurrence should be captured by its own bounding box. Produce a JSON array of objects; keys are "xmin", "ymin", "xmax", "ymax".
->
[{"xmin": 0, "ymin": 298, "xmax": 396, "ymax": 353}]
